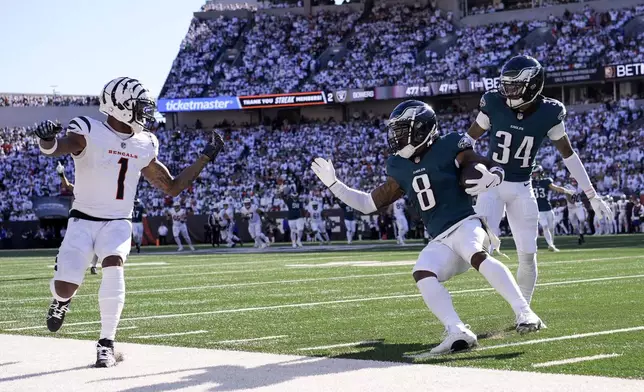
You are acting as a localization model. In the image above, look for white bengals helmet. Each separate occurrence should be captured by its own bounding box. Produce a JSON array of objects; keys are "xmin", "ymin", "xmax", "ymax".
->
[
  {"xmin": 99, "ymin": 77, "xmax": 155, "ymax": 134},
  {"xmin": 243, "ymin": 198, "xmax": 251, "ymax": 205}
]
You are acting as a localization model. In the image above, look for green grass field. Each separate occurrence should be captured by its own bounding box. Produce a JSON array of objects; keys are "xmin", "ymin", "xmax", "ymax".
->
[{"xmin": 1, "ymin": 235, "xmax": 643, "ymax": 379}]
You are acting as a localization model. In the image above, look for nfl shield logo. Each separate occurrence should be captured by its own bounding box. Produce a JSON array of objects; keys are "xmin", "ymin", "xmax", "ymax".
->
[
  {"xmin": 336, "ymin": 90, "xmax": 347, "ymax": 103},
  {"xmin": 121, "ymin": 142, "xmax": 127, "ymax": 149}
]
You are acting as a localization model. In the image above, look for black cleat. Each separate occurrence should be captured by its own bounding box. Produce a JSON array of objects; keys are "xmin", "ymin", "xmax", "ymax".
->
[
  {"xmin": 47, "ymin": 298, "xmax": 71, "ymax": 332},
  {"xmin": 136, "ymin": 244, "xmax": 141, "ymax": 253},
  {"xmin": 90, "ymin": 266, "xmax": 97, "ymax": 275},
  {"xmin": 95, "ymin": 339, "xmax": 116, "ymax": 368}
]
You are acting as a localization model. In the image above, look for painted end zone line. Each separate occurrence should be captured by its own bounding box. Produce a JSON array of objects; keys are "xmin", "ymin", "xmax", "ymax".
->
[
  {"xmin": 532, "ymin": 353, "xmax": 622, "ymax": 368},
  {"xmin": 64, "ymin": 326, "xmax": 138, "ymax": 335},
  {"xmin": 299, "ymin": 340, "xmax": 383, "ymax": 351},
  {"xmin": 215, "ymin": 335, "xmax": 288, "ymax": 344},
  {"xmin": 132, "ymin": 330, "xmax": 208, "ymax": 339}
]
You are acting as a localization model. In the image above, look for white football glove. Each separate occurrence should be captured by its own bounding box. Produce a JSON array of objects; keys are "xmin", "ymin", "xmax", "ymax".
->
[
  {"xmin": 465, "ymin": 164, "xmax": 502, "ymax": 196},
  {"xmin": 56, "ymin": 162, "xmax": 64, "ymax": 175},
  {"xmin": 311, "ymin": 157, "xmax": 337, "ymax": 188},
  {"xmin": 590, "ymin": 196, "xmax": 613, "ymax": 221}
]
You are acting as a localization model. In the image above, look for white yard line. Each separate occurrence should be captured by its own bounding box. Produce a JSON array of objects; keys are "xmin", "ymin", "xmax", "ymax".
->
[
  {"xmin": 132, "ymin": 330, "xmax": 208, "ymax": 339},
  {"xmin": 0, "ymin": 320, "xmax": 18, "ymax": 324},
  {"xmin": 64, "ymin": 326, "xmax": 138, "ymax": 335},
  {"xmin": 215, "ymin": 335, "xmax": 288, "ymax": 344},
  {"xmin": 6, "ymin": 274, "xmax": 644, "ymax": 332},
  {"xmin": 532, "ymin": 353, "xmax": 622, "ymax": 368},
  {"xmin": 298, "ymin": 340, "xmax": 382, "ymax": 351},
  {"xmin": 3, "ymin": 272, "xmax": 411, "ymax": 304},
  {"xmin": 480, "ymin": 326, "xmax": 644, "ymax": 351}
]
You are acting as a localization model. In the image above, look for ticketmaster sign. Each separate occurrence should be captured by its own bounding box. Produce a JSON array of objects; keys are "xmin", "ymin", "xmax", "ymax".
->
[{"xmin": 157, "ymin": 97, "xmax": 241, "ymax": 112}]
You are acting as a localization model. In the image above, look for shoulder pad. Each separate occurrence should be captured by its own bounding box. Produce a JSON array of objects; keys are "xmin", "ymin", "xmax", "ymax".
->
[
  {"xmin": 145, "ymin": 132, "xmax": 159, "ymax": 157},
  {"xmin": 541, "ymin": 97, "xmax": 566, "ymax": 122},
  {"xmin": 479, "ymin": 90, "xmax": 502, "ymax": 113},
  {"xmin": 67, "ymin": 116, "xmax": 92, "ymax": 136}
]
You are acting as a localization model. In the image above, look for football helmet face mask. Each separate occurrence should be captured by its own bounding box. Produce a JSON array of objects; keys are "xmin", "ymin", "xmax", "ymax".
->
[
  {"xmin": 99, "ymin": 77, "xmax": 155, "ymax": 134},
  {"xmin": 387, "ymin": 100, "xmax": 439, "ymax": 159},
  {"xmin": 498, "ymin": 55, "xmax": 545, "ymax": 109}
]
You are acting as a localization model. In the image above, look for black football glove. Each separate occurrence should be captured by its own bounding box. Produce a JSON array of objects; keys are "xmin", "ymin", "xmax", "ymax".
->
[
  {"xmin": 201, "ymin": 131, "xmax": 224, "ymax": 161},
  {"xmin": 34, "ymin": 120, "xmax": 62, "ymax": 142}
]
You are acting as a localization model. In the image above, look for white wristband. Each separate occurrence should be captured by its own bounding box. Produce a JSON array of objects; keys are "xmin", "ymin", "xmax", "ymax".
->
[{"xmin": 39, "ymin": 139, "xmax": 58, "ymax": 155}]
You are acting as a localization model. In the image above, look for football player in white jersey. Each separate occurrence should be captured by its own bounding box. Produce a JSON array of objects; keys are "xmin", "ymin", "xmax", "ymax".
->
[
  {"xmin": 306, "ymin": 199, "xmax": 329, "ymax": 244},
  {"xmin": 565, "ymin": 179, "xmax": 587, "ymax": 245},
  {"xmin": 553, "ymin": 200, "xmax": 568, "ymax": 235},
  {"xmin": 221, "ymin": 198, "xmax": 242, "ymax": 247},
  {"xmin": 392, "ymin": 198, "xmax": 408, "ymax": 245},
  {"xmin": 34, "ymin": 77, "xmax": 224, "ymax": 368},
  {"xmin": 168, "ymin": 202, "xmax": 194, "ymax": 252},
  {"xmin": 241, "ymin": 198, "xmax": 270, "ymax": 248},
  {"xmin": 617, "ymin": 195, "xmax": 629, "ymax": 233}
]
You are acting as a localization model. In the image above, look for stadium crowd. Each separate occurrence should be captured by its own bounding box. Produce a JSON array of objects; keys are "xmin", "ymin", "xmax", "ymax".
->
[
  {"xmin": 1, "ymin": 101, "xmax": 642, "ymax": 223},
  {"xmin": 0, "ymin": 94, "xmax": 99, "ymax": 107},
  {"xmin": 158, "ymin": 4, "xmax": 644, "ymax": 98}
]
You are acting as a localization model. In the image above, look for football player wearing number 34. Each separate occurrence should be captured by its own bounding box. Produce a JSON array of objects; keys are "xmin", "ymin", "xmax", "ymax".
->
[
  {"xmin": 311, "ymin": 100, "xmax": 543, "ymax": 356},
  {"xmin": 34, "ymin": 77, "xmax": 225, "ymax": 368},
  {"xmin": 466, "ymin": 55, "xmax": 613, "ymax": 306}
]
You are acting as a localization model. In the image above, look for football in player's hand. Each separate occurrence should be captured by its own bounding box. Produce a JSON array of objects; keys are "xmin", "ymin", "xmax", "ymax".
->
[{"xmin": 460, "ymin": 161, "xmax": 483, "ymax": 190}]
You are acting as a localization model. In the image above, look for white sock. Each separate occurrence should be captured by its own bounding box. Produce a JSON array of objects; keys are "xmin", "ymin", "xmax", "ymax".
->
[
  {"xmin": 99, "ymin": 266, "xmax": 125, "ymax": 341},
  {"xmin": 543, "ymin": 227, "xmax": 554, "ymax": 247},
  {"xmin": 416, "ymin": 277, "xmax": 463, "ymax": 328},
  {"xmin": 184, "ymin": 235, "xmax": 193, "ymax": 247},
  {"xmin": 174, "ymin": 236, "xmax": 182, "ymax": 247},
  {"xmin": 291, "ymin": 230, "xmax": 297, "ymax": 245},
  {"xmin": 478, "ymin": 257, "xmax": 530, "ymax": 316},
  {"xmin": 517, "ymin": 252, "xmax": 538, "ymax": 304}
]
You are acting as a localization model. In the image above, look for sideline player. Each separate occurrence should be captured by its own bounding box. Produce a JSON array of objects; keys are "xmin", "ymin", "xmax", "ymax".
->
[
  {"xmin": 565, "ymin": 179, "xmax": 588, "ymax": 245},
  {"xmin": 169, "ymin": 202, "xmax": 195, "ymax": 252},
  {"xmin": 392, "ymin": 198, "xmax": 408, "ymax": 245},
  {"xmin": 221, "ymin": 198, "xmax": 242, "ymax": 247},
  {"xmin": 617, "ymin": 195, "xmax": 629, "ymax": 233},
  {"xmin": 553, "ymin": 200, "xmax": 568, "ymax": 235},
  {"xmin": 531, "ymin": 165, "xmax": 572, "ymax": 252},
  {"xmin": 131, "ymin": 199, "xmax": 146, "ymax": 253},
  {"xmin": 281, "ymin": 187, "xmax": 304, "ymax": 248},
  {"xmin": 208, "ymin": 204, "xmax": 221, "ymax": 247},
  {"xmin": 466, "ymin": 55, "xmax": 612, "ymax": 304},
  {"xmin": 241, "ymin": 198, "xmax": 270, "ymax": 248},
  {"xmin": 338, "ymin": 199, "xmax": 356, "ymax": 244},
  {"xmin": 34, "ymin": 77, "xmax": 224, "ymax": 367},
  {"xmin": 312, "ymin": 101, "xmax": 542, "ymax": 354}
]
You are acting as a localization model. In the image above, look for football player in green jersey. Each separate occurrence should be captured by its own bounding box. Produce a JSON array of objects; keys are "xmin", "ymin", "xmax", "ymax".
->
[
  {"xmin": 312, "ymin": 100, "xmax": 542, "ymax": 355},
  {"xmin": 466, "ymin": 55, "xmax": 612, "ymax": 305},
  {"xmin": 531, "ymin": 165, "xmax": 572, "ymax": 252}
]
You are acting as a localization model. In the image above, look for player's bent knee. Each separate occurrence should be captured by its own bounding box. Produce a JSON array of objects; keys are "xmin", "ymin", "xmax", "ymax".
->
[
  {"xmin": 413, "ymin": 270, "xmax": 437, "ymax": 283},
  {"xmin": 102, "ymin": 256, "xmax": 124, "ymax": 268},
  {"xmin": 470, "ymin": 251, "xmax": 487, "ymax": 271}
]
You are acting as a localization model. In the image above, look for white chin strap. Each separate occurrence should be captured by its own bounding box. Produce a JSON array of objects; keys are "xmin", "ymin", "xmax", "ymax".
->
[
  {"xmin": 397, "ymin": 144, "xmax": 417, "ymax": 159},
  {"xmin": 506, "ymin": 98, "xmax": 526, "ymax": 108}
]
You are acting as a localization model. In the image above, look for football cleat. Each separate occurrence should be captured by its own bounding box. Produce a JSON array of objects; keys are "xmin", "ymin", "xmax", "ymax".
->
[
  {"xmin": 95, "ymin": 339, "xmax": 117, "ymax": 368},
  {"xmin": 90, "ymin": 266, "xmax": 97, "ymax": 275},
  {"xmin": 516, "ymin": 311, "xmax": 544, "ymax": 334},
  {"xmin": 548, "ymin": 245, "xmax": 560, "ymax": 252},
  {"xmin": 429, "ymin": 324, "xmax": 478, "ymax": 355},
  {"xmin": 136, "ymin": 244, "xmax": 141, "ymax": 253},
  {"xmin": 177, "ymin": 246, "xmax": 184, "ymax": 252},
  {"xmin": 189, "ymin": 246, "xmax": 196, "ymax": 251},
  {"xmin": 47, "ymin": 298, "xmax": 71, "ymax": 332}
]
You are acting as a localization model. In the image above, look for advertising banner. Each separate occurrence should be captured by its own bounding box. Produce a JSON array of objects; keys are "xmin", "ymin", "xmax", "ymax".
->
[
  {"xmin": 238, "ymin": 91, "xmax": 328, "ymax": 109},
  {"xmin": 603, "ymin": 63, "xmax": 644, "ymax": 79},
  {"xmin": 32, "ymin": 196, "xmax": 73, "ymax": 219},
  {"xmin": 545, "ymin": 67, "xmax": 603, "ymax": 84},
  {"xmin": 157, "ymin": 97, "xmax": 240, "ymax": 113},
  {"xmin": 332, "ymin": 89, "xmax": 376, "ymax": 103}
]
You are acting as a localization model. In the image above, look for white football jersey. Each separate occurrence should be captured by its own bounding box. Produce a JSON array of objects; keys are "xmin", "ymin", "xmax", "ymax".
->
[
  {"xmin": 393, "ymin": 198, "xmax": 406, "ymax": 219},
  {"xmin": 565, "ymin": 186, "xmax": 584, "ymax": 209},
  {"xmin": 222, "ymin": 207, "xmax": 235, "ymax": 222},
  {"xmin": 306, "ymin": 203, "xmax": 323, "ymax": 221},
  {"xmin": 68, "ymin": 116, "xmax": 157, "ymax": 219},
  {"xmin": 618, "ymin": 200, "xmax": 628, "ymax": 212},
  {"xmin": 241, "ymin": 205, "xmax": 261, "ymax": 223},
  {"xmin": 170, "ymin": 208, "xmax": 187, "ymax": 225}
]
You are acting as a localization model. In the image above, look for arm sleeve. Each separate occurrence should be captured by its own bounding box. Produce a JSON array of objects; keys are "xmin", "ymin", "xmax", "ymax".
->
[
  {"xmin": 329, "ymin": 181, "xmax": 377, "ymax": 214},
  {"xmin": 563, "ymin": 153, "xmax": 596, "ymax": 199},
  {"xmin": 547, "ymin": 122, "xmax": 566, "ymax": 140},
  {"xmin": 475, "ymin": 111, "xmax": 491, "ymax": 131}
]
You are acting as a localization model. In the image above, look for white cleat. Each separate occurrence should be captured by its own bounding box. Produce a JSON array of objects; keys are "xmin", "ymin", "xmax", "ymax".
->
[
  {"xmin": 292, "ymin": 243, "xmax": 297, "ymax": 248},
  {"xmin": 516, "ymin": 311, "xmax": 545, "ymax": 334},
  {"xmin": 548, "ymin": 245, "xmax": 560, "ymax": 252},
  {"xmin": 177, "ymin": 246, "xmax": 184, "ymax": 252},
  {"xmin": 429, "ymin": 324, "xmax": 478, "ymax": 356},
  {"xmin": 297, "ymin": 241, "xmax": 303, "ymax": 248},
  {"xmin": 189, "ymin": 246, "xmax": 196, "ymax": 251}
]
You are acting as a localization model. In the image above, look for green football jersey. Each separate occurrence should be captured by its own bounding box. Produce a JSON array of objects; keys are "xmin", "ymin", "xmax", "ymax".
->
[
  {"xmin": 480, "ymin": 91, "xmax": 566, "ymax": 182},
  {"xmin": 532, "ymin": 178, "xmax": 553, "ymax": 212},
  {"xmin": 386, "ymin": 133, "xmax": 475, "ymax": 239}
]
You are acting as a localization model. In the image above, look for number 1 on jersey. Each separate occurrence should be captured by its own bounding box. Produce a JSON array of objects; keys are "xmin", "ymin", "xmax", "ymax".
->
[{"xmin": 116, "ymin": 158, "xmax": 129, "ymax": 200}]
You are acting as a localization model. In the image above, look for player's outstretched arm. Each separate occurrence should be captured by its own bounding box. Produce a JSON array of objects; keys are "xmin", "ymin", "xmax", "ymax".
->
[
  {"xmin": 549, "ymin": 183, "xmax": 573, "ymax": 195},
  {"xmin": 142, "ymin": 131, "xmax": 224, "ymax": 197},
  {"xmin": 551, "ymin": 136, "xmax": 613, "ymax": 218},
  {"xmin": 311, "ymin": 158, "xmax": 403, "ymax": 214},
  {"xmin": 35, "ymin": 121, "xmax": 86, "ymax": 157}
]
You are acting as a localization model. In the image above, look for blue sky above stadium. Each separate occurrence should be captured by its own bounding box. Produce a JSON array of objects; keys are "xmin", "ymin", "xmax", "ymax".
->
[{"xmin": 0, "ymin": 0, "xmax": 204, "ymax": 97}]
